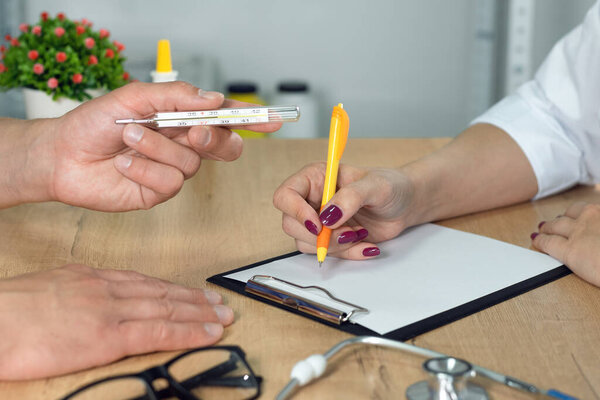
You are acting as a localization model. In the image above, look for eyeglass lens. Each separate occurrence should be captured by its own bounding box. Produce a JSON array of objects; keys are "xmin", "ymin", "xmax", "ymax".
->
[
  {"xmin": 66, "ymin": 377, "xmax": 153, "ymax": 400},
  {"xmin": 168, "ymin": 349, "xmax": 257, "ymax": 400},
  {"xmin": 66, "ymin": 349, "xmax": 257, "ymax": 400}
]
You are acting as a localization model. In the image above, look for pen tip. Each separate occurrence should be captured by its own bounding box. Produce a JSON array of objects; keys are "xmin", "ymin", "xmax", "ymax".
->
[{"xmin": 318, "ymin": 261, "xmax": 323, "ymax": 268}]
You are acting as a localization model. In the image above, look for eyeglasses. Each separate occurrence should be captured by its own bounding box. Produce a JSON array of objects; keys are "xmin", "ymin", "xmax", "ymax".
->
[{"xmin": 61, "ymin": 346, "xmax": 261, "ymax": 400}]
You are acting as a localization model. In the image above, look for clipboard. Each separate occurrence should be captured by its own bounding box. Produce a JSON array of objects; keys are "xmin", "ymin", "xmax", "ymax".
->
[{"xmin": 207, "ymin": 245, "xmax": 570, "ymax": 341}]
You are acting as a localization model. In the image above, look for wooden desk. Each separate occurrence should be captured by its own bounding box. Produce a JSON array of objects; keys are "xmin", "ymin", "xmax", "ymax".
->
[{"xmin": 1, "ymin": 138, "xmax": 599, "ymax": 399}]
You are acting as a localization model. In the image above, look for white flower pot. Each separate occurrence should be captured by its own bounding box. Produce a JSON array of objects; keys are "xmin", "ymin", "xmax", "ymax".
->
[{"xmin": 23, "ymin": 88, "xmax": 104, "ymax": 119}]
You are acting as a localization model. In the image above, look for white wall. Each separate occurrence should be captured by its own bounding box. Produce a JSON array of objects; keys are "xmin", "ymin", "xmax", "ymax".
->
[
  {"xmin": 531, "ymin": 0, "xmax": 594, "ymax": 70},
  {"xmin": 16, "ymin": 0, "xmax": 594, "ymax": 137}
]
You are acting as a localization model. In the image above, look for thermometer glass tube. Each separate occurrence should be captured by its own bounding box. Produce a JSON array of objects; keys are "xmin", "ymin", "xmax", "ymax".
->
[{"xmin": 115, "ymin": 105, "xmax": 300, "ymax": 129}]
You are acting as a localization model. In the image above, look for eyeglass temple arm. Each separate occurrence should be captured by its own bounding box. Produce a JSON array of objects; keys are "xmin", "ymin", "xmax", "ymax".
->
[{"xmin": 153, "ymin": 354, "xmax": 260, "ymax": 398}]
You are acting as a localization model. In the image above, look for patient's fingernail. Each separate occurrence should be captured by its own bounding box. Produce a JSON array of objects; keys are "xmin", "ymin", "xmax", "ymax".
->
[
  {"xmin": 363, "ymin": 247, "xmax": 380, "ymax": 257},
  {"xmin": 338, "ymin": 231, "xmax": 357, "ymax": 244},
  {"xmin": 199, "ymin": 127, "xmax": 212, "ymax": 146},
  {"xmin": 204, "ymin": 290, "xmax": 222, "ymax": 304},
  {"xmin": 319, "ymin": 205, "xmax": 342, "ymax": 226},
  {"xmin": 115, "ymin": 154, "xmax": 132, "ymax": 169},
  {"xmin": 354, "ymin": 228, "xmax": 369, "ymax": 242},
  {"xmin": 538, "ymin": 221, "xmax": 545, "ymax": 229},
  {"xmin": 213, "ymin": 305, "xmax": 234, "ymax": 324},
  {"xmin": 305, "ymin": 220, "xmax": 319, "ymax": 236},
  {"xmin": 198, "ymin": 89, "xmax": 224, "ymax": 101},
  {"xmin": 530, "ymin": 232, "xmax": 538, "ymax": 240},
  {"xmin": 125, "ymin": 124, "xmax": 144, "ymax": 143},
  {"xmin": 203, "ymin": 322, "xmax": 223, "ymax": 337}
]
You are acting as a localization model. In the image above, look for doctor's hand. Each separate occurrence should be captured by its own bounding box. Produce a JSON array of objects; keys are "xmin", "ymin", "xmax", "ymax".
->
[
  {"xmin": 43, "ymin": 81, "xmax": 280, "ymax": 211},
  {"xmin": 273, "ymin": 162, "xmax": 415, "ymax": 260},
  {"xmin": 0, "ymin": 264, "xmax": 234, "ymax": 380},
  {"xmin": 532, "ymin": 202, "xmax": 600, "ymax": 287}
]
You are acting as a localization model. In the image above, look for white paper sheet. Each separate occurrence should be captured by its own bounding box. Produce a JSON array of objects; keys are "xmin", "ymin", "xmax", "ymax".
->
[{"xmin": 226, "ymin": 224, "xmax": 563, "ymax": 335}]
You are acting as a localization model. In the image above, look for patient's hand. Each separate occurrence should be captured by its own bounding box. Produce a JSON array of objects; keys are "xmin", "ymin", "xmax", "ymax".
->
[
  {"xmin": 533, "ymin": 201, "xmax": 600, "ymax": 287},
  {"xmin": 0, "ymin": 264, "xmax": 233, "ymax": 380}
]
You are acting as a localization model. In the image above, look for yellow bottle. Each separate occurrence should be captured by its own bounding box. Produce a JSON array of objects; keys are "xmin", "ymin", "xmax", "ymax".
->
[
  {"xmin": 226, "ymin": 82, "xmax": 267, "ymax": 138},
  {"xmin": 150, "ymin": 39, "xmax": 178, "ymax": 82}
]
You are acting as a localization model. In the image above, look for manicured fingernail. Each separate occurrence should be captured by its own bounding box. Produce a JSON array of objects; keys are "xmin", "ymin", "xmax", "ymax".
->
[
  {"xmin": 115, "ymin": 154, "xmax": 132, "ymax": 169},
  {"xmin": 204, "ymin": 290, "xmax": 221, "ymax": 304},
  {"xmin": 125, "ymin": 124, "xmax": 144, "ymax": 143},
  {"xmin": 319, "ymin": 205, "xmax": 342, "ymax": 226},
  {"xmin": 354, "ymin": 228, "xmax": 369, "ymax": 242},
  {"xmin": 213, "ymin": 305, "xmax": 234, "ymax": 324},
  {"xmin": 363, "ymin": 247, "xmax": 380, "ymax": 257},
  {"xmin": 530, "ymin": 232, "xmax": 538, "ymax": 240},
  {"xmin": 203, "ymin": 322, "xmax": 223, "ymax": 337},
  {"xmin": 198, "ymin": 89, "xmax": 224, "ymax": 101},
  {"xmin": 538, "ymin": 221, "xmax": 545, "ymax": 229},
  {"xmin": 305, "ymin": 220, "xmax": 319, "ymax": 236},
  {"xmin": 338, "ymin": 230, "xmax": 357, "ymax": 244}
]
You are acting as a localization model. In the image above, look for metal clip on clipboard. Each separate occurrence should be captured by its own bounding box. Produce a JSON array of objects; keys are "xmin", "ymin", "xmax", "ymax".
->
[{"xmin": 245, "ymin": 275, "xmax": 369, "ymax": 325}]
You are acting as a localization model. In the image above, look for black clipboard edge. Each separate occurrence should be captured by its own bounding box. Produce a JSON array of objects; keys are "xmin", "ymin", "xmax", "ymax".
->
[{"xmin": 207, "ymin": 252, "xmax": 571, "ymax": 341}]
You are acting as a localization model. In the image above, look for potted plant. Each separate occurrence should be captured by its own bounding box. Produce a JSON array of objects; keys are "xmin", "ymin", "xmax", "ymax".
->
[{"xmin": 0, "ymin": 11, "xmax": 131, "ymax": 118}]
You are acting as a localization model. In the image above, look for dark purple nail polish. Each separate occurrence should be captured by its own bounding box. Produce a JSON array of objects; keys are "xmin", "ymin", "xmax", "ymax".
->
[
  {"xmin": 538, "ymin": 221, "xmax": 545, "ymax": 229},
  {"xmin": 353, "ymin": 228, "xmax": 369, "ymax": 242},
  {"xmin": 305, "ymin": 220, "xmax": 319, "ymax": 236},
  {"xmin": 338, "ymin": 231, "xmax": 358, "ymax": 244},
  {"xmin": 363, "ymin": 247, "xmax": 380, "ymax": 257},
  {"xmin": 319, "ymin": 205, "xmax": 343, "ymax": 226},
  {"xmin": 530, "ymin": 232, "xmax": 538, "ymax": 240}
]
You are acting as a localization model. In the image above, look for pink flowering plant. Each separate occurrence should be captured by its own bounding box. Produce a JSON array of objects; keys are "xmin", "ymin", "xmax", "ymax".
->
[{"xmin": 0, "ymin": 11, "xmax": 130, "ymax": 101}]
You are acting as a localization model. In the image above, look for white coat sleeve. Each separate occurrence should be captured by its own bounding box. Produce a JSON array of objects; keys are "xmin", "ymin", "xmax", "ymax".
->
[{"xmin": 471, "ymin": 2, "xmax": 600, "ymax": 199}]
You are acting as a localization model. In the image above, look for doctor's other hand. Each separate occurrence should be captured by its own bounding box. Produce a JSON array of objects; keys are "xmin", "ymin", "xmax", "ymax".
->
[
  {"xmin": 532, "ymin": 202, "xmax": 600, "ymax": 287},
  {"xmin": 273, "ymin": 162, "xmax": 416, "ymax": 260},
  {"xmin": 32, "ymin": 81, "xmax": 280, "ymax": 211},
  {"xmin": 0, "ymin": 264, "xmax": 234, "ymax": 381}
]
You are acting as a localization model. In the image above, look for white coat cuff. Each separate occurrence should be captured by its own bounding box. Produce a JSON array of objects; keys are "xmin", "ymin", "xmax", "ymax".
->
[{"xmin": 470, "ymin": 90, "xmax": 583, "ymax": 200}]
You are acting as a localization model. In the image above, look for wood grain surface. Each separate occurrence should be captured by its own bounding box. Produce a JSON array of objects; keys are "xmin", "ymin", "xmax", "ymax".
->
[{"xmin": 0, "ymin": 138, "xmax": 598, "ymax": 399}]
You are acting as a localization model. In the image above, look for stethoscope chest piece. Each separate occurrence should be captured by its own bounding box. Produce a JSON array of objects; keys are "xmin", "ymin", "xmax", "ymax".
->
[{"xmin": 406, "ymin": 357, "xmax": 489, "ymax": 400}]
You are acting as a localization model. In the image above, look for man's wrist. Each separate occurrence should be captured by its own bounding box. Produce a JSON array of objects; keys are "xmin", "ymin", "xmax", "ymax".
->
[{"xmin": 0, "ymin": 118, "xmax": 57, "ymax": 208}]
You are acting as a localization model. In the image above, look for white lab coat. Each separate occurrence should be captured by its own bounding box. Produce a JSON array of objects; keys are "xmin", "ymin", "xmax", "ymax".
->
[{"xmin": 471, "ymin": 1, "xmax": 600, "ymax": 199}]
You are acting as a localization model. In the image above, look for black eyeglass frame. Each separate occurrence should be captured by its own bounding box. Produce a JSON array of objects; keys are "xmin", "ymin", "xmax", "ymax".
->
[{"xmin": 60, "ymin": 345, "xmax": 262, "ymax": 400}]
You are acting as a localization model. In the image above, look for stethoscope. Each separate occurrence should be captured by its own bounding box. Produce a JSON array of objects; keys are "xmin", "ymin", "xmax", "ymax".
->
[{"xmin": 275, "ymin": 336, "xmax": 577, "ymax": 400}]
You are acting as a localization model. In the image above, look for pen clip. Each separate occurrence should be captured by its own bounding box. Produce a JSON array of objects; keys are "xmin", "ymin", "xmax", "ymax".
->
[
  {"xmin": 331, "ymin": 104, "xmax": 349, "ymax": 160},
  {"xmin": 245, "ymin": 275, "xmax": 368, "ymax": 325}
]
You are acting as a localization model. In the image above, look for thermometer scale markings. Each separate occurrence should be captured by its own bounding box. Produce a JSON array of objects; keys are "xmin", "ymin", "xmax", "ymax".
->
[
  {"xmin": 115, "ymin": 105, "xmax": 299, "ymax": 128},
  {"xmin": 154, "ymin": 108, "xmax": 270, "ymax": 128}
]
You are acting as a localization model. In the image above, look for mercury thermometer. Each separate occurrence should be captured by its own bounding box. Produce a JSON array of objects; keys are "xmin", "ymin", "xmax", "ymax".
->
[{"xmin": 115, "ymin": 105, "xmax": 300, "ymax": 128}]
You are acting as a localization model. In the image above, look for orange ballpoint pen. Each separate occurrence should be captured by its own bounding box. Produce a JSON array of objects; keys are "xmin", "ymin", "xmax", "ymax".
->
[{"xmin": 317, "ymin": 103, "xmax": 350, "ymax": 266}]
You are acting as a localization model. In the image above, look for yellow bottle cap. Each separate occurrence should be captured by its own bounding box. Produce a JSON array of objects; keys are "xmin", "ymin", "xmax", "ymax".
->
[{"xmin": 155, "ymin": 39, "xmax": 173, "ymax": 73}]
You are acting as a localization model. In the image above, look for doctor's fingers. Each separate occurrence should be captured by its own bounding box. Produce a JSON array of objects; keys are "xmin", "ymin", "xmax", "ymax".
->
[
  {"xmin": 186, "ymin": 125, "xmax": 244, "ymax": 161},
  {"xmin": 282, "ymin": 214, "xmax": 369, "ymax": 248},
  {"xmin": 318, "ymin": 176, "xmax": 383, "ymax": 230},
  {"xmin": 274, "ymin": 169, "xmax": 325, "ymax": 236},
  {"xmin": 283, "ymin": 218, "xmax": 369, "ymax": 252},
  {"xmin": 539, "ymin": 216, "xmax": 575, "ymax": 238},
  {"xmin": 531, "ymin": 233, "xmax": 569, "ymax": 263},
  {"xmin": 564, "ymin": 201, "xmax": 589, "ymax": 219},
  {"xmin": 296, "ymin": 239, "xmax": 381, "ymax": 261},
  {"xmin": 122, "ymin": 124, "xmax": 201, "ymax": 179}
]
